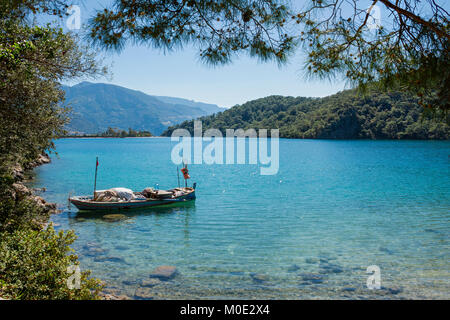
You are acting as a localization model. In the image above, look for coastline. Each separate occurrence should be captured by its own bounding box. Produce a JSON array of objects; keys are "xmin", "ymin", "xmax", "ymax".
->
[
  {"xmin": 57, "ymin": 136, "xmax": 164, "ymax": 139},
  {"xmin": 19, "ymin": 154, "xmax": 128, "ymax": 300},
  {"xmin": 11, "ymin": 153, "xmax": 57, "ymax": 223}
]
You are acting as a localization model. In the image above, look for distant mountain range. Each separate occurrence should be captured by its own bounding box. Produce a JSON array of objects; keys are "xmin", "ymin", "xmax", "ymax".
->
[
  {"xmin": 162, "ymin": 88, "xmax": 449, "ymax": 139},
  {"xmin": 62, "ymin": 82, "xmax": 223, "ymax": 135}
]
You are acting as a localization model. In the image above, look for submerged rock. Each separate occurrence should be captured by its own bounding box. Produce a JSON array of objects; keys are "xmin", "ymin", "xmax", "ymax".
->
[
  {"xmin": 380, "ymin": 286, "xmax": 403, "ymax": 295},
  {"xmin": 102, "ymin": 214, "xmax": 127, "ymax": 222},
  {"xmin": 250, "ymin": 273, "xmax": 269, "ymax": 284},
  {"xmin": 134, "ymin": 287, "xmax": 154, "ymax": 300},
  {"xmin": 305, "ymin": 258, "xmax": 318, "ymax": 264},
  {"xmin": 319, "ymin": 262, "xmax": 344, "ymax": 274},
  {"xmin": 101, "ymin": 293, "xmax": 131, "ymax": 300},
  {"xmin": 103, "ymin": 287, "xmax": 122, "ymax": 296},
  {"xmin": 287, "ymin": 264, "xmax": 301, "ymax": 272},
  {"xmin": 140, "ymin": 278, "xmax": 162, "ymax": 288},
  {"xmin": 299, "ymin": 273, "xmax": 326, "ymax": 285},
  {"xmin": 84, "ymin": 247, "xmax": 108, "ymax": 257},
  {"xmin": 379, "ymin": 247, "xmax": 395, "ymax": 255},
  {"xmin": 94, "ymin": 256, "xmax": 127, "ymax": 263},
  {"xmin": 150, "ymin": 266, "xmax": 178, "ymax": 280},
  {"xmin": 83, "ymin": 242, "xmax": 101, "ymax": 250}
]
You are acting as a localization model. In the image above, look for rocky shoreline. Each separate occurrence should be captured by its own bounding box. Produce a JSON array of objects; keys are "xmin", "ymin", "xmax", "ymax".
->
[
  {"xmin": 11, "ymin": 153, "xmax": 58, "ymax": 223},
  {"xmin": 11, "ymin": 153, "xmax": 128, "ymax": 300}
]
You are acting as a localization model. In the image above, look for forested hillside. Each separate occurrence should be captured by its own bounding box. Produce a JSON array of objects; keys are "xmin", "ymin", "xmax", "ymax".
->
[
  {"xmin": 162, "ymin": 89, "xmax": 449, "ymax": 139},
  {"xmin": 63, "ymin": 82, "xmax": 222, "ymax": 135}
]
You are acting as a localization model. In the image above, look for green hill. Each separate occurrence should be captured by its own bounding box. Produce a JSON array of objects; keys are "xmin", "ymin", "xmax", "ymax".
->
[
  {"xmin": 162, "ymin": 89, "xmax": 449, "ymax": 139},
  {"xmin": 62, "ymin": 82, "xmax": 222, "ymax": 135}
]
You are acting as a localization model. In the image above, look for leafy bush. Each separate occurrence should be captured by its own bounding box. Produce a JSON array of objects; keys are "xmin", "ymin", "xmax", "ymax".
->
[
  {"xmin": 0, "ymin": 1, "xmax": 106, "ymax": 300},
  {"xmin": 0, "ymin": 226, "xmax": 103, "ymax": 300}
]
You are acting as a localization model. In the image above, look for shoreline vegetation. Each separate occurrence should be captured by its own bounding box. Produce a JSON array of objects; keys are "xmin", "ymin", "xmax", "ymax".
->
[
  {"xmin": 0, "ymin": 2, "xmax": 110, "ymax": 300},
  {"xmin": 0, "ymin": 154, "xmax": 128, "ymax": 300},
  {"xmin": 0, "ymin": 154, "xmax": 102, "ymax": 299},
  {"xmin": 1, "ymin": 0, "xmax": 448, "ymax": 301},
  {"xmin": 61, "ymin": 127, "xmax": 152, "ymax": 138},
  {"xmin": 162, "ymin": 88, "xmax": 449, "ymax": 140}
]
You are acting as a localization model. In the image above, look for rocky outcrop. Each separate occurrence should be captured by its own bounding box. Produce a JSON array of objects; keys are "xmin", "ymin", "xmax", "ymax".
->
[
  {"xmin": 27, "ymin": 152, "xmax": 51, "ymax": 169},
  {"xmin": 12, "ymin": 183, "xmax": 31, "ymax": 198},
  {"xmin": 9, "ymin": 153, "xmax": 58, "ymax": 227},
  {"xmin": 11, "ymin": 164, "xmax": 25, "ymax": 180}
]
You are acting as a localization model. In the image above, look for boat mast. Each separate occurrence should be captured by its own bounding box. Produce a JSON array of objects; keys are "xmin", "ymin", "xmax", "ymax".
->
[{"xmin": 93, "ymin": 156, "xmax": 99, "ymax": 198}]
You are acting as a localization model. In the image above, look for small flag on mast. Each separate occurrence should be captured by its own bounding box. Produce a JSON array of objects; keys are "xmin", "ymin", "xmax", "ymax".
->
[{"xmin": 181, "ymin": 164, "xmax": 190, "ymax": 179}]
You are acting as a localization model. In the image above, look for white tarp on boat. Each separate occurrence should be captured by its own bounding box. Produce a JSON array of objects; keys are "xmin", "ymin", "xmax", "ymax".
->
[
  {"xmin": 94, "ymin": 187, "xmax": 136, "ymax": 202},
  {"xmin": 109, "ymin": 187, "xmax": 135, "ymax": 201}
]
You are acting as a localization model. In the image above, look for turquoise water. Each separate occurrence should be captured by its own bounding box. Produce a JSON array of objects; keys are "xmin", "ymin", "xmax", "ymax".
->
[{"xmin": 32, "ymin": 138, "xmax": 449, "ymax": 299}]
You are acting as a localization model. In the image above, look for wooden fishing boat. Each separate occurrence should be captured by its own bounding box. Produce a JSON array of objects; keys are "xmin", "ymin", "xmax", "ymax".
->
[
  {"xmin": 69, "ymin": 158, "xmax": 195, "ymax": 211},
  {"xmin": 69, "ymin": 186, "xmax": 196, "ymax": 211}
]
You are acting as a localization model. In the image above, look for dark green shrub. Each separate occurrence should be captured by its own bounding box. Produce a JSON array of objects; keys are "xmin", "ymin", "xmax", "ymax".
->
[{"xmin": 0, "ymin": 226, "xmax": 103, "ymax": 300}]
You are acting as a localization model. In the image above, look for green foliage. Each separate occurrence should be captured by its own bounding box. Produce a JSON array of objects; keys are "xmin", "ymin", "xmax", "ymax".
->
[
  {"xmin": 301, "ymin": 0, "xmax": 449, "ymax": 114},
  {"xmin": 162, "ymin": 88, "xmax": 449, "ymax": 139},
  {"xmin": 62, "ymin": 82, "xmax": 221, "ymax": 135},
  {"xmin": 88, "ymin": 0, "xmax": 449, "ymax": 113},
  {"xmin": 0, "ymin": 0, "xmax": 106, "ymax": 300},
  {"xmin": 0, "ymin": 226, "xmax": 103, "ymax": 300},
  {"xmin": 0, "ymin": 187, "xmax": 46, "ymax": 233},
  {"xmin": 0, "ymin": 17, "xmax": 104, "ymax": 170},
  {"xmin": 88, "ymin": 0, "xmax": 295, "ymax": 65},
  {"xmin": 0, "ymin": 171, "xmax": 103, "ymax": 300}
]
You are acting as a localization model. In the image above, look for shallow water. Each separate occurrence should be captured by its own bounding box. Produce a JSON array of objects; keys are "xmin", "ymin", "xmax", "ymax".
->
[{"xmin": 32, "ymin": 138, "xmax": 450, "ymax": 299}]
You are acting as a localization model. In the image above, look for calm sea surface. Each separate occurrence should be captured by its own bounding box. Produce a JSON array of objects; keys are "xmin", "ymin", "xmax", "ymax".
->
[{"xmin": 31, "ymin": 138, "xmax": 450, "ymax": 299}]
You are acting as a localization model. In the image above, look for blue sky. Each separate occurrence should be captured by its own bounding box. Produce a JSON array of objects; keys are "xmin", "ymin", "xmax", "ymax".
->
[
  {"xmin": 82, "ymin": 44, "xmax": 346, "ymax": 108},
  {"xmin": 46, "ymin": 0, "xmax": 347, "ymax": 108},
  {"xmin": 44, "ymin": 0, "xmax": 448, "ymax": 108}
]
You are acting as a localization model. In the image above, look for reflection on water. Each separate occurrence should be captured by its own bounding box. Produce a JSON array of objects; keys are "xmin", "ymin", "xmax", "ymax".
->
[
  {"xmin": 71, "ymin": 201, "xmax": 196, "ymax": 221},
  {"xmin": 32, "ymin": 138, "xmax": 450, "ymax": 299}
]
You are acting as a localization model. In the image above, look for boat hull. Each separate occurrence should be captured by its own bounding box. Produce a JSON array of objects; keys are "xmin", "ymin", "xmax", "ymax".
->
[{"xmin": 69, "ymin": 190, "xmax": 195, "ymax": 211}]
